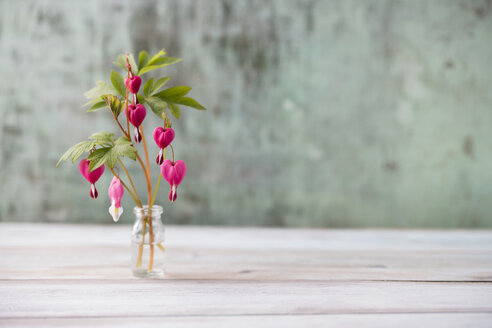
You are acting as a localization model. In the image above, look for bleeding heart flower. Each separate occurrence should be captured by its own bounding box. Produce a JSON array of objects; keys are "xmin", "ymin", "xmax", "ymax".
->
[
  {"xmin": 125, "ymin": 75, "xmax": 142, "ymax": 94},
  {"xmin": 153, "ymin": 127, "xmax": 175, "ymax": 164},
  {"xmin": 160, "ymin": 159, "xmax": 187, "ymax": 202},
  {"xmin": 126, "ymin": 104, "xmax": 146, "ymax": 143},
  {"xmin": 108, "ymin": 176, "xmax": 124, "ymax": 222},
  {"xmin": 79, "ymin": 159, "xmax": 105, "ymax": 199}
]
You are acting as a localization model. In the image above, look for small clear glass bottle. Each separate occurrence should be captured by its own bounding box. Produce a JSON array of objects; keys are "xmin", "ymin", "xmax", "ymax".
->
[{"xmin": 131, "ymin": 205, "xmax": 165, "ymax": 278}]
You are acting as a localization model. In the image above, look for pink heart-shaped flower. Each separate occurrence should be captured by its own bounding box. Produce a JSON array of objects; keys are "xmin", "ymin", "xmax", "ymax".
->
[
  {"xmin": 153, "ymin": 127, "xmax": 175, "ymax": 149},
  {"xmin": 127, "ymin": 104, "xmax": 146, "ymax": 127},
  {"xmin": 79, "ymin": 159, "xmax": 105, "ymax": 184},
  {"xmin": 125, "ymin": 75, "xmax": 142, "ymax": 94},
  {"xmin": 160, "ymin": 159, "xmax": 187, "ymax": 202}
]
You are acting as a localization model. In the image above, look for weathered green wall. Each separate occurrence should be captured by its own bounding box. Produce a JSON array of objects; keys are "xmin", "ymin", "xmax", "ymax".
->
[{"xmin": 1, "ymin": 0, "xmax": 492, "ymax": 227}]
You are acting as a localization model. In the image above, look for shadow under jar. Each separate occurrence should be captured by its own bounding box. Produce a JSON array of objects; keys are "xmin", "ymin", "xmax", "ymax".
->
[{"xmin": 131, "ymin": 205, "xmax": 165, "ymax": 278}]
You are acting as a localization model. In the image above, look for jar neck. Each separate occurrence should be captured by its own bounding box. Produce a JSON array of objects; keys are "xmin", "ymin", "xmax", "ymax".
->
[{"xmin": 134, "ymin": 205, "xmax": 163, "ymax": 220}]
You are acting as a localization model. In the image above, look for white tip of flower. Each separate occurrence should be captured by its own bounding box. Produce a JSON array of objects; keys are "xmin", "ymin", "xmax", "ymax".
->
[{"xmin": 109, "ymin": 204, "xmax": 123, "ymax": 222}]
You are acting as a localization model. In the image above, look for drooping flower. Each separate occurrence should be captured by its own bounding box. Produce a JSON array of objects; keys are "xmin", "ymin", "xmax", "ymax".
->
[
  {"xmin": 126, "ymin": 104, "xmax": 147, "ymax": 143},
  {"xmin": 153, "ymin": 127, "xmax": 175, "ymax": 165},
  {"xmin": 79, "ymin": 159, "xmax": 105, "ymax": 199},
  {"xmin": 125, "ymin": 75, "xmax": 142, "ymax": 94},
  {"xmin": 108, "ymin": 176, "xmax": 124, "ymax": 222},
  {"xmin": 160, "ymin": 159, "xmax": 187, "ymax": 202}
]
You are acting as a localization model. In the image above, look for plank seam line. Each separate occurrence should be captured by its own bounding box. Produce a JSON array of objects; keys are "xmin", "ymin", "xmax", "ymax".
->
[
  {"xmin": 1, "ymin": 279, "xmax": 492, "ymax": 284},
  {"xmin": 2, "ymin": 311, "xmax": 492, "ymax": 320}
]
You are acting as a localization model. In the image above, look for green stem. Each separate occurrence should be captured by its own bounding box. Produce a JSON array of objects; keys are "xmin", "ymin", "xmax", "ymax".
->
[
  {"xmin": 117, "ymin": 158, "xmax": 141, "ymax": 206},
  {"xmin": 150, "ymin": 148, "xmax": 166, "ymax": 207}
]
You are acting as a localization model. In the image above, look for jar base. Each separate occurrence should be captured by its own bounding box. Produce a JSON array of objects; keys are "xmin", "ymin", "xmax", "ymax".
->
[{"xmin": 132, "ymin": 268, "xmax": 165, "ymax": 278}]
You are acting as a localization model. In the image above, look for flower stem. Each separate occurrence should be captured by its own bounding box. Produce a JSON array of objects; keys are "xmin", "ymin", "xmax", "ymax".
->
[
  {"xmin": 139, "ymin": 127, "xmax": 155, "ymax": 272},
  {"xmin": 136, "ymin": 216, "xmax": 147, "ymax": 267},
  {"xmin": 106, "ymin": 165, "xmax": 141, "ymax": 207},
  {"xmin": 151, "ymin": 148, "xmax": 166, "ymax": 207},
  {"xmin": 117, "ymin": 158, "xmax": 141, "ymax": 206}
]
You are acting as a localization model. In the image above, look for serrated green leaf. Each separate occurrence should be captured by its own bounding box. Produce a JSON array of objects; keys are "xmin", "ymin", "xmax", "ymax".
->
[
  {"xmin": 167, "ymin": 103, "xmax": 181, "ymax": 119},
  {"xmin": 146, "ymin": 96, "xmax": 167, "ymax": 118},
  {"xmin": 87, "ymin": 137, "xmax": 137, "ymax": 171},
  {"xmin": 139, "ymin": 57, "xmax": 181, "ymax": 75},
  {"xmin": 143, "ymin": 78, "xmax": 154, "ymax": 98},
  {"xmin": 138, "ymin": 51, "xmax": 149, "ymax": 72},
  {"xmin": 56, "ymin": 140, "xmax": 96, "ymax": 167},
  {"xmin": 88, "ymin": 100, "xmax": 107, "ymax": 112},
  {"xmin": 84, "ymin": 81, "xmax": 118, "ymax": 100},
  {"xmin": 114, "ymin": 137, "xmax": 137, "ymax": 160},
  {"xmin": 174, "ymin": 96, "xmax": 207, "ymax": 110},
  {"xmin": 87, "ymin": 147, "xmax": 111, "ymax": 171},
  {"xmin": 154, "ymin": 86, "xmax": 191, "ymax": 100},
  {"xmin": 110, "ymin": 70, "xmax": 126, "ymax": 97},
  {"xmin": 89, "ymin": 131, "xmax": 114, "ymax": 145}
]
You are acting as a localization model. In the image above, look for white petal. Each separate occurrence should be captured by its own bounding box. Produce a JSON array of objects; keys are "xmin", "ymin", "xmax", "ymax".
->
[{"xmin": 109, "ymin": 204, "xmax": 124, "ymax": 222}]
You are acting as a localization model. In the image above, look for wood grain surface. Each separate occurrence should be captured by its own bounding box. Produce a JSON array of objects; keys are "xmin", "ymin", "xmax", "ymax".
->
[{"xmin": 0, "ymin": 223, "xmax": 491, "ymax": 327}]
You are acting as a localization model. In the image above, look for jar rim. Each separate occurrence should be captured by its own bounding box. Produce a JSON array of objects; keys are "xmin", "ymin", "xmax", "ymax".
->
[{"xmin": 133, "ymin": 205, "xmax": 163, "ymax": 215}]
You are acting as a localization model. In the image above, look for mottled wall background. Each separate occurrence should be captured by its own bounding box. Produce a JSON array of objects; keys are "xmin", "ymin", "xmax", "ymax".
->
[{"xmin": 1, "ymin": 0, "xmax": 492, "ymax": 227}]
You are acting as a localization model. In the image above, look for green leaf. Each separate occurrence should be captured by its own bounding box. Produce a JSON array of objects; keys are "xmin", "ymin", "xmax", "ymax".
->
[
  {"xmin": 143, "ymin": 76, "xmax": 171, "ymax": 97},
  {"xmin": 102, "ymin": 94, "xmax": 124, "ymax": 117},
  {"xmin": 87, "ymin": 100, "xmax": 107, "ymax": 112},
  {"xmin": 146, "ymin": 96, "xmax": 167, "ymax": 118},
  {"xmin": 154, "ymin": 86, "xmax": 191, "ymax": 100},
  {"xmin": 87, "ymin": 147, "xmax": 111, "ymax": 171},
  {"xmin": 114, "ymin": 54, "xmax": 138, "ymax": 75},
  {"xmin": 89, "ymin": 131, "xmax": 114, "ymax": 145},
  {"xmin": 147, "ymin": 49, "xmax": 166, "ymax": 65},
  {"xmin": 87, "ymin": 137, "xmax": 137, "ymax": 172},
  {"xmin": 110, "ymin": 70, "xmax": 126, "ymax": 97},
  {"xmin": 138, "ymin": 51, "xmax": 149, "ymax": 72},
  {"xmin": 167, "ymin": 103, "xmax": 181, "ymax": 119},
  {"xmin": 83, "ymin": 81, "xmax": 117, "ymax": 99},
  {"xmin": 143, "ymin": 78, "xmax": 154, "ymax": 98},
  {"xmin": 114, "ymin": 55, "xmax": 127, "ymax": 71},
  {"xmin": 137, "ymin": 94, "xmax": 146, "ymax": 105},
  {"xmin": 152, "ymin": 77, "xmax": 171, "ymax": 95},
  {"xmin": 56, "ymin": 140, "xmax": 96, "ymax": 167},
  {"xmin": 139, "ymin": 57, "xmax": 181, "ymax": 75},
  {"xmin": 174, "ymin": 96, "xmax": 206, "ymax": 110}
]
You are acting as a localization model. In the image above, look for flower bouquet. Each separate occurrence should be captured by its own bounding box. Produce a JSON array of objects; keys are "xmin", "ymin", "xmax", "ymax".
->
[{"xmin": 57, "ymin": 50, "xmax": 206, "ymax": 277}]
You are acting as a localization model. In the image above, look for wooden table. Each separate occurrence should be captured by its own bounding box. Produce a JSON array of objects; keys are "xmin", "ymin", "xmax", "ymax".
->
[{"xmin": 0, "ymin": 223, "xmax": 491, "ymax": 327}]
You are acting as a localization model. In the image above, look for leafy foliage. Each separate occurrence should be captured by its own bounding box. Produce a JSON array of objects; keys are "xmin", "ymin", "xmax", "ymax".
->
[
  {"xmin": 143, "ymin": 77, "xmax": 170, "ymax": 98},
  {"xmin": 57, "ymin": 140, "xmax": 96, "ymax": 167},
  {"xmin": 137, "ymin": 49, "xmax": 181, "ymax": 75},
  {"xmin": 60, "ymin": 50, "xmax": 207, "ymax": 187},
  {"xmin": 110, "ymin": 71, "xmax": 126, "ymax": 97},
  {"xmin": 83, "ymin": 81, "xmax": 117, "ymax": 100},
  {"xmin": 87, "ymin": 137, "xmax": 137, "ymax": 171},
  {"xmin": 146, "ymin": 86, "xmax": 206, "ymax": 118}
]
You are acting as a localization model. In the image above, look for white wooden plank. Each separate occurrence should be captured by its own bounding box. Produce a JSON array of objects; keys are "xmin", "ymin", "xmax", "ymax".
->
[
  {"xmin": 1, "ymin": 280, "xmax": 491, "ymax": 318},
  {"xmin": 1, "ymin": 313, "xmax": 492, "ymax": 328},
  {"xmin": 0, "ymin": 224, "xmax": 491, "ymax": 281}
]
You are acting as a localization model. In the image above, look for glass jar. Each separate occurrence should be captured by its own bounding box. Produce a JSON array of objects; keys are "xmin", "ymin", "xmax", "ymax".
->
[{"xmin": 131, "ymin": 205, "xmax": 165, "ymax": 278}]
